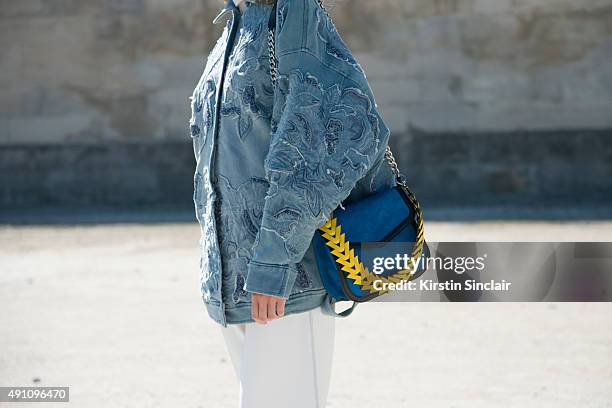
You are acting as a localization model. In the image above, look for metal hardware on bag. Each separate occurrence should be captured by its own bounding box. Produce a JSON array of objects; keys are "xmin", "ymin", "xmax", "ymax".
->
[
  {"xmin": 384, "ymin": 145, "xmax": 408, "ymax": 187},
  {"xmin": 267, "ymin": 29, "xmax": 278, "ymax": 88}
]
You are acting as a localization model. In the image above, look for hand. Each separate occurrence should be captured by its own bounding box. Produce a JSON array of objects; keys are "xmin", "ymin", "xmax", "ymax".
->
[{"xmin": 251, "ymin": 293, "xmax": 286, "ymax": 324}]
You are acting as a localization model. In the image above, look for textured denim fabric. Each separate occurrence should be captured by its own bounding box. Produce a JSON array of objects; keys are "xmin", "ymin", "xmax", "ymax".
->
[{"xmin": 189, "ymin": 0, "xmax": 396, "ymax": 326}]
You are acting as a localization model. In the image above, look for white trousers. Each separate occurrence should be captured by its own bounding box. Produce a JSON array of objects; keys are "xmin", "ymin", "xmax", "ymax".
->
[{"xmin": 220, "ymin": 306, "xmax": 336, "ymax": 408}]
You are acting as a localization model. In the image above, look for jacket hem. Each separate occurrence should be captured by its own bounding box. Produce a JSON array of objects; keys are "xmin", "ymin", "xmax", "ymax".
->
[{"xmin": 202, "ymin": 288, "xmax": 328, "ymax": 327}]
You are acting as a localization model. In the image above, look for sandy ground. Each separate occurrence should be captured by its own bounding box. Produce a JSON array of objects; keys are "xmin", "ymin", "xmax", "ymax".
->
[{"xmin": 1, "ymin": 221, "xmax": 612, "ymax": 408}]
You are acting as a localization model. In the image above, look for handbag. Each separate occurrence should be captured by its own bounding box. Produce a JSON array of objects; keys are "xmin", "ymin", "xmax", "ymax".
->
[{"xmin": 267, "ymin": 0, "xmax": 429, "ymax": 316}]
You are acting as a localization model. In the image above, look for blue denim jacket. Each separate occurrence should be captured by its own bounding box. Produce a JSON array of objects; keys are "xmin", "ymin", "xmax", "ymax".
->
[{"xmin": 189, "ymin": 0, "xmax": 396, "ymax": 326}]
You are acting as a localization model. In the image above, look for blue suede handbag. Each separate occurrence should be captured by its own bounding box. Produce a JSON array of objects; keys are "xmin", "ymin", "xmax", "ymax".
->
[{"xmin": 268, "ymin": 0, "xmax": 429, "ymax": 316}]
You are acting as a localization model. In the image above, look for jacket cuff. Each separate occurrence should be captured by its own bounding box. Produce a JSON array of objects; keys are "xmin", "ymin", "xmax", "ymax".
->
[{"xmin": 244, "ymin": 260, "xmax": 298, "ymax": 299}]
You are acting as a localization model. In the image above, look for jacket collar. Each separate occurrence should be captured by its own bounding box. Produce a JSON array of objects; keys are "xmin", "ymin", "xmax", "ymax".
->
[
  {"xmin": 212, "ymin": 0, "xmax": 238, "ymax": 24},
  {"xmin": 212, "ymin": 0, "xmax": 275, "ymax": 24}
]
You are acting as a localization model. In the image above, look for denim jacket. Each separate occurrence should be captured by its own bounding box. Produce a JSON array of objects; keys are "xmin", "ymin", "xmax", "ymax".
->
[{"xmin": 189, "ymin": 0, "xmax": 396, "ymax": 326}]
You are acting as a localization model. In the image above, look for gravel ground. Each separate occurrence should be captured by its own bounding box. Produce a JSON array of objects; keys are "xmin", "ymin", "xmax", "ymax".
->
[{"xmin": 1, "ymin": 221, "xmax": 611, "ymax": 408}]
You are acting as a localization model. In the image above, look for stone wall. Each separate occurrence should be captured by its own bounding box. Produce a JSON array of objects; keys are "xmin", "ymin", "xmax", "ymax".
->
[
  {"xmin": 0, "ymin": 0, "xmax": 218, "ymax": 144},
  {"xmin": 336, "ymin": 0, "xmax": 612, "ymax": 132},
  {"xmin": 1, "ymin": 0, "xmax": 611, "ymax": 211}
]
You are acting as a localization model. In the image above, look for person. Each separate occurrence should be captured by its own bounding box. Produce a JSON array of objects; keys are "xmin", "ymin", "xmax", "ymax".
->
[{"xmin": 188, "ymin": 0, "xmax": 396, "ymax": 406}]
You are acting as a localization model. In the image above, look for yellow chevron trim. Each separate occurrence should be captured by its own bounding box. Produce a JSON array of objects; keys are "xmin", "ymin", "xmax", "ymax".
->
[{"xmin": 317, "ymin": 186, "xmax": 426, "ymax": 297}]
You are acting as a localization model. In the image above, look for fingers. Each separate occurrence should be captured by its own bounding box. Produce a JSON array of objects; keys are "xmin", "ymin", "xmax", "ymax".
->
[
  {"xmin": 258, "ymin": 298, "xmax": 268, "ymax": 323},
  {"xmin": 267, "ymin": 301, "xmax": 277, "ymax": 321},
  {"xmin": 276, "ymin": 299, "xmax": 285, "ymax": 317},
  {"xmin": 250, "ymin": 294, "xmax": 287, "ymax": 324},
  {"xmin": 251, "ymin": 295, "xmax": 266, "ymax": 324}
]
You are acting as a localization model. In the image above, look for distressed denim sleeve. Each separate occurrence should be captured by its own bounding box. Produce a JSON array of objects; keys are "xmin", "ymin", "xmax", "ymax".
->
[{"xmin": 243, "ymin": 0, "xmax": 391, "ymax": 298}]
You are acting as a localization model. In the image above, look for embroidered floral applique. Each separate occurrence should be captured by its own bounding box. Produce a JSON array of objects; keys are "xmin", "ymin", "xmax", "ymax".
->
[
  {"xmin": 220, "ymin": 7, "xmax": 272, "ymax": 143},
  {"xmin": 233, "ymin": 273, "xmax": 248, "ymax": 303},
  {"xmin": 189, "ymin": 94, "xmax": 202, "ymax": 139},
  {"xmin": 202, "ymin": 80, "xmax": 216, "ymax": 134},
  {"xmin": 221, "ymin": 56, "xmax": 273, "ymax": 142},
  {"xmin": 195, "ymin": 168, "xmax": 222, "ymax": 303},
  {"xmin": 234, "ymin": 16, "xmax": 264, "ymax": 58},
  {"xmin": 314, "ymin": 2, "xmax": 365, "ymax": 75},
  {"xmin": 213, "ymin": 174, "xmax": 273, "ymax": 305},
  {"xmin": 294, "ymin": 262, "xmax": 313, "ymax": 290},
  {"xmin": 189, "ymin": 78, "xmax": 216, "ymax": 164},
  {"xmin": 266, "ymin": 69, "xmax": 380, "ymax": 219},
  {"xmin": 277, "ymin": 1, "xmax": 288, "ymax": 32},
  {"xmin": 252, "ymin": 68, "xmax": 382, "ymax": 264}
]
